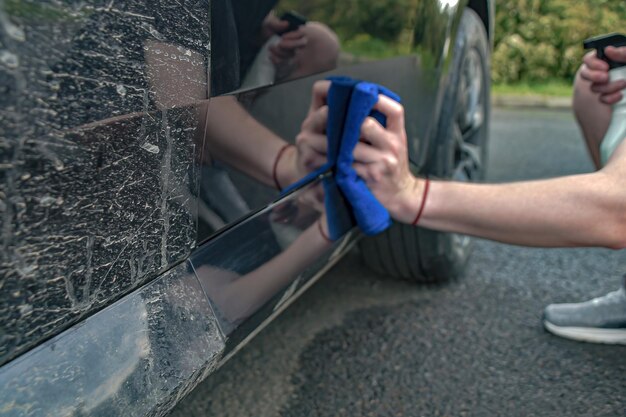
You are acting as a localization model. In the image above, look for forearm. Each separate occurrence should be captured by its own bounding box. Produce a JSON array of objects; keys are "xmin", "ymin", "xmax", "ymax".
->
[
  {"xmin": 204, "ymin": 96, "xmax": 295, "ymax": 188},
  {"xmin": 347, "ymin": 78, "xmax": 626, "ymax": 249},
  {"xmin": 411, "ymin": 173, "xmax": 626, "ymax": 248},
  {"xmin": 216, "ymin": 218, "xmax": 331, "ymax": 321}
]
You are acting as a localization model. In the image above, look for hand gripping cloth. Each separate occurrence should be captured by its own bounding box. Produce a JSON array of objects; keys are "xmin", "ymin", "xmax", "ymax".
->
[{"xmin": 282, "ymin": 76, "xmax": 401, "ymax": 240}]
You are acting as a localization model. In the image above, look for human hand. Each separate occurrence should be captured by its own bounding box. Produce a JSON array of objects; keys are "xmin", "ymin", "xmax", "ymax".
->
[
  {"xmin": 298, "ymin": 183, "xmax": 325, "ymax": 213},
  {"xmin": 276, "ymin": 81, "xmax": 330, "ymax": 188},
  {"xmin": 261, "ymin": 12, "xmax": 308, "ymax": 79},
  {"xmin": 580, "ymin": 46, "xmax": 626, "ymax": 105},
  {"xmin": 270, "ymin": 194, "xmax": 321, "ymax": 230},
  {"xmin": 261, "ymin": 13, "xmax": 307, "ymax": 73},
  {"xmin": 295, "ymin": 81, "xmax": 331, "ymax": 173},
  {"xmin": 352, "ymin": 97, "xmax": 424, "ymax": 224},
  {"xmin": 269, "ymin": 28, "xmax": 307, "ymax": 82},
  {"xmin": 260, "ymin": 13, "xmax": 289, "ymax": 40},
  {"xmin": 269, "ymin": 29, "xmax": 307, "ymax": 68}
]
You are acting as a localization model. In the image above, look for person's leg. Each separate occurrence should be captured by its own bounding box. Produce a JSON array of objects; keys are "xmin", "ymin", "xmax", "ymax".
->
[
  {"xmin": 543, "ymin": 277, "xmax": 626, "ymax": 344},
  {"xmin": 542, "ymin": 72, "xmax": 626, "ymax": 345},
  {"xmin": 572, "ymin": 70, "xmax": 612, "ymax": 169}
]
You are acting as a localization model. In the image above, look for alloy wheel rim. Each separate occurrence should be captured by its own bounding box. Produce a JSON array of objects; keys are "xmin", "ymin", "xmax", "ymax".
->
[
  {"xmin": 451, "ymin": 47, "xmax": 485, "ymax": 250},
  {"xmin": 453, "ymin": 47, "xmax": 484, "ymax": 183}
]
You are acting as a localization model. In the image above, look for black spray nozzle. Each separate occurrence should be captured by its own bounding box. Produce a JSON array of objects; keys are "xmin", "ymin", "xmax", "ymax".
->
[{"xmin": 583, "ymin": 33, "xmax": 626, "ymax": 70}]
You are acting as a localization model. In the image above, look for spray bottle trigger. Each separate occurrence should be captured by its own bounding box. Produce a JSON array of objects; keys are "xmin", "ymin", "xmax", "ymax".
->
[{"xmin": 583, "ymin": 33, "xmax": 626, "ymax": 70}]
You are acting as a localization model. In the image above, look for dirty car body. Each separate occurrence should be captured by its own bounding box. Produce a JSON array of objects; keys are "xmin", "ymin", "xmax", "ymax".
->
[{"xmin": 0, "ymin": 0, "xmax": 493, "ymax": 415}]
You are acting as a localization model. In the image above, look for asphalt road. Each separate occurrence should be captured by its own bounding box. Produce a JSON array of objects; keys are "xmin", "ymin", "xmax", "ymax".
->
[{"xmin": 169, "ymin": 108, "xmax": 626, "ymax": 417}]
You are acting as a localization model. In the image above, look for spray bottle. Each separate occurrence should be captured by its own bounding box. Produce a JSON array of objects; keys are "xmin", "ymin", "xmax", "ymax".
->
[{"xmin": 583, "ymin": 33, "xmax": 626, "ymax": 166}]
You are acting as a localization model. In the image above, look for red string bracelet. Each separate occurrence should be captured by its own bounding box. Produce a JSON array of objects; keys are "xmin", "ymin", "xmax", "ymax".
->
[
  {"xmin": 411, "ymin": 178, "xmax": 430, "ymax": 226},
  {"xmin": 272, "ymin": 144, "xmax": 293, "ymax": 191},
  {"xmin": 317, "ymin": 219, "xmax": 333, "ymax": 243}
]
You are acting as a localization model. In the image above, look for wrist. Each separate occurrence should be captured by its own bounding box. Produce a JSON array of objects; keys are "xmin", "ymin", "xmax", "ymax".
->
[
  {"xmin": 394, "ymin": 176, "xmax": 428, "ymax": 225},
  {"xmin": 273, "ymin": 144, "xmax": 296, "ymax": 190},
  {"xmin": 260, "ymin": 15, "xmax": 279, "ymax": 42},
  {"xmin": 317, "ymin": 216, "xmax": 332, "ymax": 244}
]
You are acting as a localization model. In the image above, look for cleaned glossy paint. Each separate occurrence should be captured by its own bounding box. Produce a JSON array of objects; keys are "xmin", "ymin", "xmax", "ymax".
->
[
  {"xmin": 192, "ymin": 0, "xmax": 459, "ymax": 341},
  {"xmin": 191, "ymin": 175, "xmax": 351, "ymax": 341}
]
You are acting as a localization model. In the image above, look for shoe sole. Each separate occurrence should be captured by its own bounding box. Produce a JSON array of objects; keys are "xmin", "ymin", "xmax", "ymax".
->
[{"xmin": 544, "ymin": 320, "xmax": 626, "ymax": 345}]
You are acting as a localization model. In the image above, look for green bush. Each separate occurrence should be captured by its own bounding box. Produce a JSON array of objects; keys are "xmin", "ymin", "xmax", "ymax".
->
[
  {"xmin": 280, "ymin": 0, "xmax": 625, "ymax": 84},
  {"xmin": 493, "ymin": 0, "xmax": 625, "ymax": 84},
  {"xmin": 279, "ymin": 0, "xmax": 412, "ymax": 44},
  {"xmin": 492, "ymin": 34, "xmax": 528, "ymax": 83}
]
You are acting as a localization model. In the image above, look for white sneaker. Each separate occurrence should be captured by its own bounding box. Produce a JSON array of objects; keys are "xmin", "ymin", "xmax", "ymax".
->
[{"xmin": 543, "ymin": 279, "xmax": 626, "ymax": 345}]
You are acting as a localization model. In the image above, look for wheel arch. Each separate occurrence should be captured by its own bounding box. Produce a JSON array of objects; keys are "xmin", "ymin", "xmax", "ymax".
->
[
  {"xmin": 361, "ymin": 5, "xmax": 492, "ymax": 283},
  {"xmin": 466, "ymin": 0, "xmax": 495, "ymax": 46},
  {"xmin": 412, "ymin": 0, "xmax": 493, "ymax": 171}
]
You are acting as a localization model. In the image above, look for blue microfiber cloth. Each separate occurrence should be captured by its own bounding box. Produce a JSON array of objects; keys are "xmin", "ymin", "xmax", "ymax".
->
[
  {"xmin": 282, "ymin": 76, "xmax": 401, "ymax": 240},
  {"xmin": 335, "ymin": 80, "xmax": 400, "ymax": 237},
  {"xmin": 319, "ymin": 77, "xmax": 356, "ymax": 240}
]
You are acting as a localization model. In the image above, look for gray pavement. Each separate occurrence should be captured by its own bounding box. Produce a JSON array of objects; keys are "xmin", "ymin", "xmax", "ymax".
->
[
  {"xmin": 491, "ymin": 94, "xmax": 571, "ymax": 110},
  {"xmin": 170, "ymin": 108, "xmax": 626, "ymax": 417}
]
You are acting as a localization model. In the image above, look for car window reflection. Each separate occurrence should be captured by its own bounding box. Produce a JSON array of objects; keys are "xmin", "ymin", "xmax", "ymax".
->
[
  {"xmin": 191, "ymin": 183, "xmax": 330, "ymax": 335},
  {"xmin": 211, "ymin": 0, "xmax": 339, "ymax": 95},
  {"xmin": 143, "ymin": 34, "xmax": 328, "ymax": 242}
]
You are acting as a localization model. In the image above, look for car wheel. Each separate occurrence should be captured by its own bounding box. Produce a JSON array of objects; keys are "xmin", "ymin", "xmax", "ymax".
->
[{"xmin": 359, "ymin": 8, "xmax": 490, "ymax": 283}]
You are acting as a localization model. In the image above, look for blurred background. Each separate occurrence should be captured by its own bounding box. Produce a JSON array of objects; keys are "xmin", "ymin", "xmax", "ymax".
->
[{"xmin": 279, "ymin": 0, "xmax": 626, "ymax": 97}]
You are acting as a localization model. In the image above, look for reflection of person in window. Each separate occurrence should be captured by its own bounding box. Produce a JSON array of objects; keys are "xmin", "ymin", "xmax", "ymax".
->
[
  {"xmin": 144, "ymin": 38, "xmax": 328, "ymax": 229},
  {"xmin": 145, "ymin": 42, "xmax": 337, "ymax": 327},
  {"xmin": 194, "ymin": 209, "xmax": 333, "ymax": 329},
  {"xmin": 211, "ymin": 0, "xmax": 340, "ymax": 95},
  {"xmin": 146, "ymin": 3, "xmax": 339, "ymax": 229}
]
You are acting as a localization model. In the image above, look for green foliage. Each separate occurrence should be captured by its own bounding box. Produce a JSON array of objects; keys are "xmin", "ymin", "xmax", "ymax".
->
[
  {"xmin": 492, "ymin": 34, "xmax": 528, "ymax": 83},
  {"xmin": 493, "ymin": 0, "xmax": 625, "ymax": 84},
  {"xmin": 492, "ymin": 80, "xmax": 572, "ymax": 97},
  {"xmin": 279, "ymin": 0, "xmax": 410, "ymax": 41},
  {"xmin": 342, "ymin": 34, "xmax": 402, "ymax": 59},
  {"xmin": 280, "ymin": 0, "xmax": 625, "ymax": 84},
  {"xmin": 4, "ymin": 0, "xmax": 87, "ymax": 20}
]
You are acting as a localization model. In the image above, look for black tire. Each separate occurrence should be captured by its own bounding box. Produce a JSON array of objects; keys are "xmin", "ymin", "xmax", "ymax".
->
[{"xmin": 360, "ymin": 8, "xmax": 490, "ymax": 283}]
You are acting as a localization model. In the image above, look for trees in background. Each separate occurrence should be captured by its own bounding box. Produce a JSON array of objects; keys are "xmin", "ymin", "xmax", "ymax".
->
[
  {"xmin": 493, "ymin": 0, "xmax": 625, "ymax": 83},
  {"xmin": 278, "ymin": 0, "xmax": 625, "ymax": 83}
]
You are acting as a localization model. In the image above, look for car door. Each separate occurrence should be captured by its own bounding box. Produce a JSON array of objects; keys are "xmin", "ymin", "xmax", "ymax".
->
[{"xmin": 0, "ymin": 0, "xmax": 459, "ymax": 415}]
